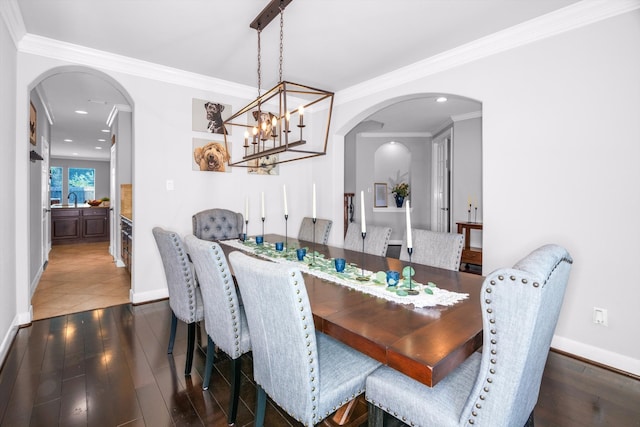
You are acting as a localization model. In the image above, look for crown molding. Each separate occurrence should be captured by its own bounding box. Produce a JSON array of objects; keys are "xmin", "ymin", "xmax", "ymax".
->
[
  {"xmin": 451, "ymin": 111, "xmax": 482, "ymax": 122},
  {"xmin": 0, "ymin": 0, "xmax": 26, "ymax": 47},
  {"xmin": 17, "ymin": 33, "xmax": 257, "ymax": 99},
  {"xmin": 337, "ymin": 0, "xmax": 640, "ymax": 104},
  {"xmin": 359, "ymin": 132, "xmax": 432, "ymax": 138}
]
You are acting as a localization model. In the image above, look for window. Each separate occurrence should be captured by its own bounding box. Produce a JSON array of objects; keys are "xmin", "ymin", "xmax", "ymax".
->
[
  {"xmin": 50, "ymin": 166, "xmax": 62, "ymax": 205},
  {"xmin": 68, "ymin": 168, "xmax": 95, "ymax": 202}
]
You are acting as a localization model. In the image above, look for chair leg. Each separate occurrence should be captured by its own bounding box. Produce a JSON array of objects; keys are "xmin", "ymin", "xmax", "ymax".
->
[
  {"xmin": 228, "ymin": 357, "xmax": 242, "ymax": 425},
  {"xmin": 203, "ymin": 336, "xmax": 216, "ymax": 390},
  {"xmin": 255, "ymin": 385, "xmax": 266, "ymax": 427},
  {"xmin": 168, "ymin": 311, "xmax": 178, "ymax": 354},
  {"xmin": 524, "ymin": 410, "xmax": 535, "ymax": 427},
  {"xmin": 185, "ymin": 322, "xmax": 196, "ymax": 376},
  {"xmin": 367, "ymin": 402, "xmax": 384, "ymax": 427}
]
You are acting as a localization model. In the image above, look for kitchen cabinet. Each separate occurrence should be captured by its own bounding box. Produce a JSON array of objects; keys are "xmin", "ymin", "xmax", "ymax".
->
[
  {"xmin": 121, "ymin": 216, "xmax": 132, "ymax": 273},
  {"xmin": 51, "ymin": 207, "xmax": 109, "ymax": 244}
]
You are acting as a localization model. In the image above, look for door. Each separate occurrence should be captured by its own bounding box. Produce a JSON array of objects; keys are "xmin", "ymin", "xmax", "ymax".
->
[
  {"xmin": 110, "ymin": 141, "xmax": 117, "ymax": 258},
  {"xmin": 41, "ymin": 136, "xmax": 51, "ymax": 263},
  {"xmin": 431, "ymin": 129, "xmax": 452, "ymax": 232}
]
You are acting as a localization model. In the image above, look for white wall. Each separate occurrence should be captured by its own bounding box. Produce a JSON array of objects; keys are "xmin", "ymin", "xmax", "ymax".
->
[
  {"xmin": 326, "ymin": 10, "xmax": 640, "ymax": 374},
  {"xmin": 0, "ymin": 5, "xmax": 18, "ymax": 366}
]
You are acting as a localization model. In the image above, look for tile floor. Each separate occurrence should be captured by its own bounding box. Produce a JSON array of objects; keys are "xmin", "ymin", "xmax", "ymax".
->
[{"xmin": 32, "ymin": 242, "xmax": 130, "ymax": 320}]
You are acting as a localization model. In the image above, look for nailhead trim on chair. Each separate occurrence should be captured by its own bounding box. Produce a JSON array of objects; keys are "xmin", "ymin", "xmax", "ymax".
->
[
  {"xmin": 212, "ymin": 247, "xmax": 243, "ymax": 358},
  {"xmin": 170, "ymin": 231, "xmax": 198, "ymax": 323}
]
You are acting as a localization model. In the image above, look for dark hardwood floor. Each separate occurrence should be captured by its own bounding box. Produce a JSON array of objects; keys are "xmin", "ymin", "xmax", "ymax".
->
[{"xmin": 0, "ymin": 300, "xmax": 638, "ymax": 427}]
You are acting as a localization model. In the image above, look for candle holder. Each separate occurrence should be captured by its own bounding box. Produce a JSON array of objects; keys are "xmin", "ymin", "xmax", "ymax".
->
[
  {"xmin": 284, "ymin": 214, "xmax": 288, "ymax": 251},
  {"xmin": 261, "ymin": 216, "xmax": 265, "ymax": 240},
  {"xmin": 245, "ymin": 219, "xmax": 249, "ymax": 236},
  {"xmin": 356, "ymin": 232, "xmax": 370, "ymax": 281},
  {"xmin": 406, "ymin": 247, "xmax": 418, "ymax": 295},
  {"xmin": 310, "ymin": 218, "xmax": 317, "ymax": 266},
  {"xmin": 467, "ymin": 205, "xmax": 471, "ymax": 223},
  {"xmin": 474, "ymin": 207, "xmax": 478, "ymax": 223}
]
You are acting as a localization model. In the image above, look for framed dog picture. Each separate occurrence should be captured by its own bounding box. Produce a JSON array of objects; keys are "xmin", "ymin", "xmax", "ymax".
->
[
  {"xmin": 29, "ymin": 102, "xmax": 37, "ymax": 146},
  {"xmin": 192, "ymin": 138, "xmax": 232, "ymax": 172},
  {"xmin": 192, "ymin": 98, "xmax": 232, "ymax": 135},
  {"xmin": 248, "ymin": 155, "xmax": 279, "ymax": 176}
]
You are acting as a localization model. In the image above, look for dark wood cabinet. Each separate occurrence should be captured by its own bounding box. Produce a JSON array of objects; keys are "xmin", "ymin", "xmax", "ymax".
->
[
  {"xmin": 121, "ymin": 216, "xmax": 132, "ymax": 273},
  {"xmin": 456, "ymin": 221, "xmax": 483, "ymax": 271},
  {"xmin": 51, "ymin": 207, "xmax": 109, "ymax": 244}
]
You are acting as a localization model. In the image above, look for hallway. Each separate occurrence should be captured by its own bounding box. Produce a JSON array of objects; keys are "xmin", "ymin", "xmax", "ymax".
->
[{"xmin": 32, "ymin": 242, "xmax": 130, "ymax": 321}]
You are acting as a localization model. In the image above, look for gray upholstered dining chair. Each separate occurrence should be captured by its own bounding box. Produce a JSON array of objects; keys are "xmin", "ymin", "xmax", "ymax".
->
[
  {"xmin": 192, "ymin": 208, "xmax": 244, "ymax": 241},
  {"xmin": 229, "ymin": 251, "xmax": 381, "ymax": 427},
  {"xmin": 152, "ymin": 227, "xmax": 204, "ymax": 376},
  {"xmin": 366, "ymin": 244, "xmax": 573, "ymax": 427},
  {"xmin": 399, "ymin": 228, "xmax": 464, "ymax": 271},
  {"xmin": 298, "ymin": 217, "xmax": 333, "ymax": 244},
  {"xmin": 184, "ymin": 235, "xmax": 251, "ymax": 426},
  {"xmin": 343, "ymin": 222, "xmax": 392, "ymax": 257}
]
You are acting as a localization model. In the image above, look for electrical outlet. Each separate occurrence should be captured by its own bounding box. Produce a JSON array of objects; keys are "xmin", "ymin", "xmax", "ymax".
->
[
  {"xmin": 166, "ymin": 179, "xmax": 174, "ymax": 191},
  {"xmin": 593, "ymin": 307, "xmax": 608, "ymax": 326}
]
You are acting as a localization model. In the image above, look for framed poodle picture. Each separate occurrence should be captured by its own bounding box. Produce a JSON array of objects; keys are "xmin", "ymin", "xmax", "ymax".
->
[
  {"xmin": 29, "ymin": 102, "xmax": 37, "ymax": 146},
  {"xmin": 192, "ymin": 98, "xmax": 232, "ymax": 135},
  {"xmin": 248, "ymin": 155, "xmax": 279, "ymax": 176},
  {"xmin": 192, "ymin": 138, "xmax": 231, "ymax": 173}
]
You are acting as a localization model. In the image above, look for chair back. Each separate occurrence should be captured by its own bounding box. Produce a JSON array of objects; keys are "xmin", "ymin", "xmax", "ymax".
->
[
  {"xmin": 152, "ymin": 227, "xmax": 201, "ymax": 324},
  {"xmin": 399, "ymin": 228, "xmax": 464, "ymax": 271},
  {"xmin": 184, "ymin": 235, "xmax": 250, "ymax": 359},
  {"xmin": 192, "ymin": 208, "xmax": 244, "ymax": 241},
  {"xmin": 460, "ymin": 244, "xmax": 573, "ymax": 426},
  {"xmin": 229, "ymin": 251, "xmax": 320, "ymax": 424},
  {"xmin": 344, "ymin": 222, "xmax": 392, "ymax": 257},
  {"xmin": 298, "ymin": 217, "xmax": 332, "ymax": 244}
]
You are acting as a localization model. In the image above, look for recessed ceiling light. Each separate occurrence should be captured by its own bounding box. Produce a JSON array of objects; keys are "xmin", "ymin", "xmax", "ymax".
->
[
  {"xmin": 436, "ymin": 97, "xmax": 448, "ymax": 103},
  {"xmin": 98, "ymin": 139, "xmax": 106, "ymax": 142},
  {"xmin": 95, "ymin": 147, "xmax": 103, "ymax": 150},
  {"xmin": 72, "ymin": 152, "xmax": 78, "ymax": 156},
  {"xmin": 63, "ymin": 139, "xmax": 72, "ymax": 142},
  {"xmin": 75, "ymin": 110, "xmax": 88, "ymax": 115},
  {"xmin": 101, "ymin": 129, "xmax": 110, "ymax": 133}
]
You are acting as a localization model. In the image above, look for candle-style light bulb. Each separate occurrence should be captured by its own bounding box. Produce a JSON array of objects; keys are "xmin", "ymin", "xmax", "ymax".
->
[
  {"xmin": 252, "ymin": 126, "xmax": 258, "ymax": 143},
  {"xmin": 244, "ymin": 130, "xmax": 249, "ymax": 145},
  {"xmin": 360, "ymin": 190, "xmax": 366, "ymax": 233},
  {"xmin": 298, "ymin": 105, "xmax": 304, "ymax": 126}
]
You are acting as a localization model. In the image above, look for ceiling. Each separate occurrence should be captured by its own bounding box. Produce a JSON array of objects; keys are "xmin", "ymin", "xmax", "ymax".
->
[{"xmin": 19, "ymin": 0, "xmax": 581, "ymax": 160}]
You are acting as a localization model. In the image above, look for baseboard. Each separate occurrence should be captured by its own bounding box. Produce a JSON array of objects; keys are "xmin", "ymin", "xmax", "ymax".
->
[
  {"xmin": 130, "ymin": 287, "xmax": 169, "ymax": 305},
  {"xmin": 552, "ymin": 334, "xmax": 640, "ymax": 377},
  {"xmin": 0, "ymin": 314, "xmax": 20, "ymax": 370}
]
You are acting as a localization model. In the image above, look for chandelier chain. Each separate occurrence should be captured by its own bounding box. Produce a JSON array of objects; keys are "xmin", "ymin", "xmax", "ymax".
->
[
  {"xmin": 257, "ymin": 28, "xmax": 262, "ymax": 97},
  {"xmin": 279, "ymin": 5, "xmax": 284, "ymax": 83}
]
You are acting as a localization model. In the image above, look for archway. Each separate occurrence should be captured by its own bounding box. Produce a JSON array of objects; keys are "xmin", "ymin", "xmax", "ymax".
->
[{"xmin": 26, "ymin": 66, "xmax": 134, "ymax": 320}]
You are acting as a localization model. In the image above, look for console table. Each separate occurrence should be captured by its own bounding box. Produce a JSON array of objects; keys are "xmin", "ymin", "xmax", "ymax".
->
[{"xmin": 456, "ymin": 221, "xmax": 483, "ymax": 271}]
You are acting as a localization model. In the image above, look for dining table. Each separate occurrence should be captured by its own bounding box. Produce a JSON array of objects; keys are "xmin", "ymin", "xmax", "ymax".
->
[{"xmin": 219, "ymin": 233, "xmax": 484, "ymax": 388}]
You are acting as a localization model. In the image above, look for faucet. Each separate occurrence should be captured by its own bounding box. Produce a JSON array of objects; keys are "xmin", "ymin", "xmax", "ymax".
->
[{"xmin": 67, "ymin": 192, "xmax": 78, "ymax": 207}]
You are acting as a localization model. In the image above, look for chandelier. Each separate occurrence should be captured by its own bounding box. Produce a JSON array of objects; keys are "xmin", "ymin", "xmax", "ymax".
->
[{"xmin": 223, "ymin": 0, "xmax": 334, "ymax": 167}]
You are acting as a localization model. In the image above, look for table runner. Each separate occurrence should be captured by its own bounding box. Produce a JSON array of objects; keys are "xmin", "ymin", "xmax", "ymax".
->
[{"xmin": 220, "ymin": 239, "xmax": 468, "ymax": 308}]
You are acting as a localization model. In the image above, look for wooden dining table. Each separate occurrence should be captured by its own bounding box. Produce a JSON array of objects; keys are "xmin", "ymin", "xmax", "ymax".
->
[{"xmin": 220, "ymin": 233, "xmax": 484, "ymax": 388}]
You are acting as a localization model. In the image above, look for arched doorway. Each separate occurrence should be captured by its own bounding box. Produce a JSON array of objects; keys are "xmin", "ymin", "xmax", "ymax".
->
[
  {"xmin": 27, "ymin": 66, "xmax": 134, "ymax": 320},
  {"xmin": 343, "ymin": 93, "xmax": 482, "ymax": 254}
]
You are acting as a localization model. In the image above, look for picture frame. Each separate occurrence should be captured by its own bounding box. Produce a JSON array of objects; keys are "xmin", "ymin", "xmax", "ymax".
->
[
  {"xmin": 29, "ymin": 102, "xmax": 37, "ymax": 146},
  {"xmin": 192, "ymin": 98, "xmax": 232, "ymax": 135},
  {"xmin": 374, "ymin": 183, "xmax": 387, "ymax": 207}
]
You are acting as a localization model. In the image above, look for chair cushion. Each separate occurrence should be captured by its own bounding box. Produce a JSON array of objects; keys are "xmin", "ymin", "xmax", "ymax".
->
[{"xmin": 366, "ymin": 352, "xmax": 481, "ymax": 427}]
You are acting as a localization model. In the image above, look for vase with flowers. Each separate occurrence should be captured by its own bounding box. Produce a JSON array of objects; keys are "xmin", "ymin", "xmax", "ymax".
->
[{"xmin": 391, "ymin": 182, "xmax": 410, "ymax": 207}]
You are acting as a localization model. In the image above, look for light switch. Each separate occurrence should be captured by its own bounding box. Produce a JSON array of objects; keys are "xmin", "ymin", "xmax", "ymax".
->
[{"xmin": 166, "ymin": 180, "xmax": 174, "ymax": 191}]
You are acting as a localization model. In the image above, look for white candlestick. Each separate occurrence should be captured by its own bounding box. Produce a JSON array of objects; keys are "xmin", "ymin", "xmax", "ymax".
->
[
  {"xmin": 261, "ymin": 192, "xmax": 265, "ymax": 218},
  {"xmin": 406, "ymin": 199, "xmax": 413, "ymax": 249},
  {"xmin": 283, "ymin": 184, "xmax": 288, "ymax": 216},
  {"xmin": 312, "ymin": 183, "xmax": 317, "ymax": 219},
  {"xmin": 360, "ymin": 190, "xmax": 366, "ymax": 233}
]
